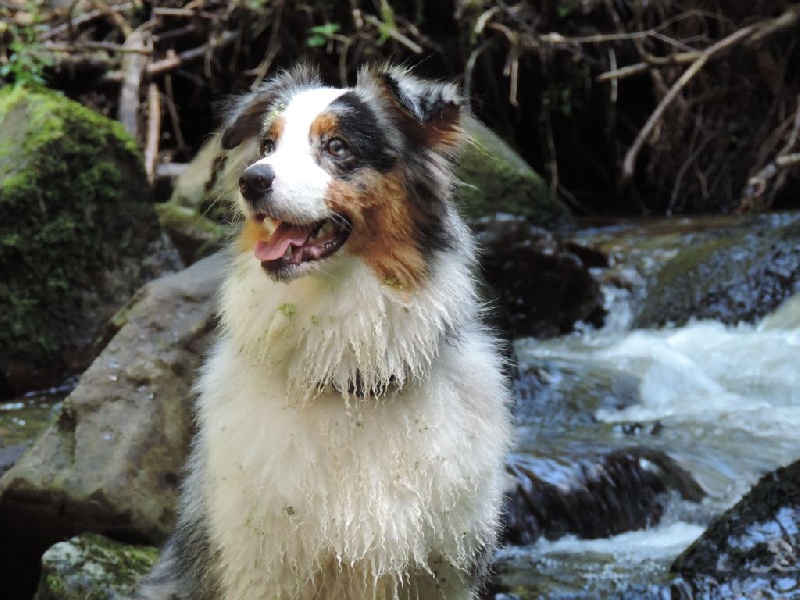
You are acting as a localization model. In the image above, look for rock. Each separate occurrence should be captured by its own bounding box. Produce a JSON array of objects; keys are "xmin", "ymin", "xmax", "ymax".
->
[
  {"xmin": 512, "ymin": 358, "xmax": 641, "ymax": 433},
  {"xmin": 671, "ymin": 458, "xmax": 800, "ymax": 598},
  {"xmin": 0, "ymin": 85, "xmax": 183, "ymax": 394},
  {"xmin": 760, "ymin": 291, "xmax": 800, "ymax": 330},
  {"xmin": 0, "ymin": 443, "xmax": 27, "ymax": 477},
  {"xmin": 0, "ymin": 253, "xmax": 224, "ymax": 595},
  {"xmin": 33, "ymin": 533, "xmax": 157, "ymax": 600},
  {"xmin": 503, "ymin": 448, "xmax": 704, "ymax": 546},
  {"xmin": 634, "ymin": 215, "xmax": 800, "ymax": 328},
  {"xmin": 459, "ymin": 118, "xmax": 573, "ymax": 230},
  {"xmin": 155, "ymin": 202, "xmax": 228, "ymax": 265},
  {"xmin": 474, "ymin": 215, "xmax": 606, "ymax": 338}
]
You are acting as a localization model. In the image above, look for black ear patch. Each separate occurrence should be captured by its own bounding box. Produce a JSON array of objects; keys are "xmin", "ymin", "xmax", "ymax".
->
[
  {"xmin": 359, "ymin": 66, "xmax": 464, "ymax": 150},
  {"xmin": 220, "ymin": 91, "xmax": 278, "ymax": 150},
  {"xmin": 220, "ymin": 64, "xmax": 324, "ymax": 150}
]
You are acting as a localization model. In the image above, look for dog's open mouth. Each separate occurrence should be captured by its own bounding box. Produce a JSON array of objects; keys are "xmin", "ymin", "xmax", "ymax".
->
[{"xmin": 253, "ymin": 214, "xmax": 351, "ymax": 272}]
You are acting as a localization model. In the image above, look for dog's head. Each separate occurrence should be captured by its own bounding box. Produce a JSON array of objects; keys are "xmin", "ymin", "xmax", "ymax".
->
[{"xmin": 221, "ymin": 64, "xmax": 466, "ymax": 288}]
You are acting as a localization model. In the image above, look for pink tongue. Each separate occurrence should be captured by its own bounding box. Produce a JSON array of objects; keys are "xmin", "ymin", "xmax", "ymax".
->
[{"xmin": 254, "ymin": 222, "xmax": 313, "ymax": 262}]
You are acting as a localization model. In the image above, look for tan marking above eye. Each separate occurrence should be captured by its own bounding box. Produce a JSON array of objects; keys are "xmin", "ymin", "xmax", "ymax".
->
[
  {"xmin": 310, "ymin": 113, "xmax": 339, "ymax": 141},
  {"xmin": 262, "ymin": 117, "xmax": 285, "ymax": 153}
]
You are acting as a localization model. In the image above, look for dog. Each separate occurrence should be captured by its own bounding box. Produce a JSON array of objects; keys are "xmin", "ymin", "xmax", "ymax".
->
[{"xmin": 138, "ymin": 64, "xmax": 513, "ymax": 600}]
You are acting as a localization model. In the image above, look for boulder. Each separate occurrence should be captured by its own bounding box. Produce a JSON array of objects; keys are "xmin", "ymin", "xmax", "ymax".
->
[
  {"xmin": 671, "ymin": 458, "xmax": 800, "ymax": 599},
  {"xmin": 34, "ymin": 533, "xmax": 157, "ymax": 600},
  {"xmin": 634, "ymin": 215, "xmax": 800, "ymax": 328},
  {"xmin": 503, "ymin": 448, "xmax": 704, "ymax": 546},
  {"xmin": 459, "ymin": 118, "xmax": 573, "ymax": 230},
  {"xmin": 0, "ymin": 253, "xmax": 224, "ymax": 596},
  {"xmin": 474, "ymin": 215, "xmax": 606, "ymax": 338},
  {"xmin": 0, "ymin": 85, "xmax": 182, "ymax": 394}
]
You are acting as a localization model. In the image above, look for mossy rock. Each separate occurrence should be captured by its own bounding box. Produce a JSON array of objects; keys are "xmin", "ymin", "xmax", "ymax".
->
[
  {"xmin": 634, "ymin": 218, "xmax": 800, "ymax": 328},
  {"xmin": 34, "ymin": 533, "xmax": 157, "ymax": 600},
  {"xmin": 457, "ymin": 118, "xmax": 573, "ymax": 230},
  {"xmin": 0, "ymin": 86, "xmax": 181, "ymax": 392}
]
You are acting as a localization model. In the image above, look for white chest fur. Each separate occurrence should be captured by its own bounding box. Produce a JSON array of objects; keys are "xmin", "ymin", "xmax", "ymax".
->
[{"xmin": 196, "ymin": 253, "xmax": 512, "ymax": 599}]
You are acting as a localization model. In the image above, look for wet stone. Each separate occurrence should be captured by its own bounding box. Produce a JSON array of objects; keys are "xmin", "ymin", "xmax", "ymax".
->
[
  {"xmin": 671, "ymin": 458, "xmax": 800, "ymax": 599},
  {"xmin": 502, "ymin": 448, "xmax": 704, "ymax": 546},
  {"xmin": 474, "ymin": 215, "xmax": 607, "ymax": 339}
]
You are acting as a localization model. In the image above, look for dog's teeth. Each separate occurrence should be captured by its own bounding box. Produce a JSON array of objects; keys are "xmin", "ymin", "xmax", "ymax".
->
[
  {"xmin": 319, "ymin": 221, "xmax": 334, "ymax": 237},
  {"xmin": 283, "ymin": 246, "xmax": 292, "ymax": 259}
]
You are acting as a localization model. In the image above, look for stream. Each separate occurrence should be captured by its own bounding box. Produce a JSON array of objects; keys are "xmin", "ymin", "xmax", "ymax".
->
[{"xmin": 496, "ymin": 214, "xmax": 800, "ymax": 598}]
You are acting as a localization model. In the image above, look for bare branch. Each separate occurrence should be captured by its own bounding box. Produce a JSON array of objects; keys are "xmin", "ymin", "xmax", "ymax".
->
[
  {"xmin": 145, "ymin": 83, "xmax": 161, "ymax": 184},
  {"xmin": 620, "ymin": 24, "xmax": 757, "ymax": 187}
]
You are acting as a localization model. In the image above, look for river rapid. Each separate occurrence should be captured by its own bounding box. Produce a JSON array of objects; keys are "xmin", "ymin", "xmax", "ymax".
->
[{"xmin": 498, "ymin": 214, "xmax": 800, "ymax": 598}]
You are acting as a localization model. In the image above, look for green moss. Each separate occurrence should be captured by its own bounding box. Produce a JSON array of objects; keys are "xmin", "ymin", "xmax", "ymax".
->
[
  {"xmin": 0, "ymin": 85, "xmax": 156, "ymax": 368},
  {"xmin": 457, "ymin": 118, "xmax": 573, "ymax": 230},
  {"xmin": 634, "ymin": 220, "xmax": 800, "ymax": 327},
  {"xmin": 155, "ymin": 202, "xmax": 228, "ymax": 264},
  {"xmin": 34, "ymin": 533, "xmax": 159, "ymax": 600},
  {"xmin": 278, "ymin": 302, "xmax": 297, "ymax": 317}
]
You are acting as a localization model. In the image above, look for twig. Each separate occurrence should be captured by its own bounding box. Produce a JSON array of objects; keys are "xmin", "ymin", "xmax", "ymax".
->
[
  {"xmin": 668, "ymin": 130, "xmax": 716, "ymax": 214},
  {"xmin": 118, "ymin": 29, "xmax": 149, "ymax": 141},
  {"xmin": 162, "ymin": 74, "xmax": 187, "ymax": 152},
  {"xmin": 620, "ymin": 24, "xmax": 757, "ymax": 187},
  {"xmin": 740, "ymin": 102, "xmax": 800, "ymax": 209},
  {"xmin": 251, "ymin": 0, "xmax": 285, "ymax": 87},
  {"xmin": 503, "ymin": 48, "xmax": 520, "ymax": 107},
  {"xmin": 92, "ymin": 0, "xmax": 133, "ymax": 38},
  {"xmin": 145, "ymin": 83, "xmax": 161, "ymax": 184},
  {"xmin": 745, "ymin": 6, "xmax": 800, "ymax": 48},
  {"xmin": 597, "ymin": 63, "xmax": 648, "ymax": 83},
  {"xmin": 45, "ymin": 41, "xmax": 153, "ymax": 54},
  {"xmin": 539, "ymin": 30, "xmax": 652, "ymax": 45},
  {"xmin": 776, "ymin": 153, "xmax": 800, "ymax": 168},
  {"xmin": 147, "ymin": 30, "xmax": 238, "ymax": 76},
  {"xmin": 363, "ymin": 14, "xmax": 422, "ymax": 53},
  {"xmin": 464, "ymin": 40, "xmax": 491, "ymax": 112},
  {"xmin": 152, "ymin": 7, "xmax": 214, "ymax": 19},
  {"xmin": 597, "ymin": 52, "xmax": 701, "ymax": 82},
  {"xmin": 41, "ymin": 3, "xmax": 135, "ymax": 40}
]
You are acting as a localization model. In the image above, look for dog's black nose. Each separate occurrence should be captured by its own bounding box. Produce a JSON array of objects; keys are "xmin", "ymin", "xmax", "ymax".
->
[{"xmin": 239, "ymin": 163, "xmax": 276, "ymax": 202}]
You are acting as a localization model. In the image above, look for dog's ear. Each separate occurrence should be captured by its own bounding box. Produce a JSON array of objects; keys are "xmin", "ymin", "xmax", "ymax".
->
[
  {"xmin": 220, "ymin": 64, "xmax": 323, "ymax": 150},
  {"xmin": 220, "ymin": 89, "xmax": 277, "ymax": 150},
  {"xmin": 358, "ymin": 65, "xmax": 464, "ymax": 150}
]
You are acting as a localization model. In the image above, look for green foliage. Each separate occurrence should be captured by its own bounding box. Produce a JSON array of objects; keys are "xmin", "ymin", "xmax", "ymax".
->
[
  {"xmin": 0, "ymin": 3, "xmax": 53, "ymax": 86},
  {"xmin": 377, "ymin": 0, "xmax": 397, "ymax": 44},
  {"xmin": 556, "ymin": 0, "xmax": 583, "ymax": 19},
  {"xmin": 306, "ymin": 23, "xmax": 341, "ymax": 48}
]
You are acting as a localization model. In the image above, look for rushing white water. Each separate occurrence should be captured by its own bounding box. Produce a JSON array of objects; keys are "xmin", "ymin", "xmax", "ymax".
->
[{"xmin": 509, "ymin": 291, "xmax": 800, "ymax": 595}]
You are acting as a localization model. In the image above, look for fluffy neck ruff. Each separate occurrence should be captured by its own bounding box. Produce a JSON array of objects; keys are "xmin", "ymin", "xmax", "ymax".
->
[{"xmin": 219, "ymin": 236, "xmax": 478, "ymax": 405}]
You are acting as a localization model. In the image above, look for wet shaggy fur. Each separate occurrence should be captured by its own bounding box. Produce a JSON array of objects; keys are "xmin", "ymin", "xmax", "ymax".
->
[{"xmin": 138, "ymin": 64, "xmax": 513, "ymax": 600}]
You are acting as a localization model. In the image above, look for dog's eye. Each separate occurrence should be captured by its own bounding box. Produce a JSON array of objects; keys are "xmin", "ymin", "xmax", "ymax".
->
[
  {"xmin": 326, "ymin": 137, "xmax": 348, "ymax": 157},
  {"xmin": 260, "ymin": 138, "xmax": 276, "ymax": 155}
]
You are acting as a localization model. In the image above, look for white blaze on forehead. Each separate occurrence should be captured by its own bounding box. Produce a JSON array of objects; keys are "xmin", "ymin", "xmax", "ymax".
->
[{"xmin": 251, "ymin": 87, "xmax": 347, "ymax": 222}]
